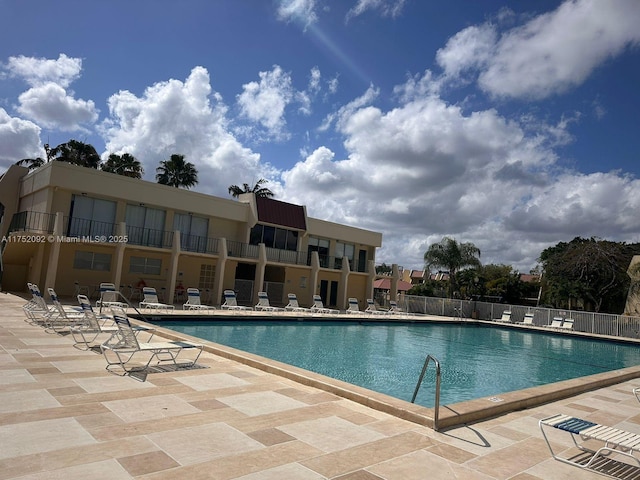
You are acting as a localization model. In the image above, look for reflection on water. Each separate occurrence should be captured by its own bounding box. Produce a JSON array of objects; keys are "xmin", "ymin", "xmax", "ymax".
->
[{"xmin": 162, "ymin": 320, "xmax": 640, "ymax": 408}]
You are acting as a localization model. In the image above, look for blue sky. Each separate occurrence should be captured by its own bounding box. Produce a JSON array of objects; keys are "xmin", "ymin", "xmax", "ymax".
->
[{"xmin": 1, "ymin": 0, "xmax": 640, "ymax": 273}]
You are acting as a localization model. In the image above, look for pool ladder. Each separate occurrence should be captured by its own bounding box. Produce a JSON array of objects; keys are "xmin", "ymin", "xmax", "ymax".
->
[{"xmin": 411, "ymin": 354, "xmax": 441, "ymax": 431}]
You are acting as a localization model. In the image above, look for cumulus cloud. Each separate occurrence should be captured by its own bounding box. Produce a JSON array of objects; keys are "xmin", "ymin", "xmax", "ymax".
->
[
  {"xmin": 481, "ymin": 0, "xmax": 640, "ymax": 99},
  {"xmin": 436, "ymin": 0, "xmax": 640, "ymax": 100},
  {"xmin": 100, "ymin": 66, "xmax": 270, "ymax": 196},
  {"xmin": 17, "ymin": 83, "xmax": 98, "ymax": 131},
  {"xmin": 5, "ymin": 54, "xmax": 98, "ymax": 132},
  {"xmin": 6, "ymin": 53, "xmax": 82, "ymax": 87},
  {"xmin": 236, "ymin": 65, "xmax": 313, "ymax": 141},
  {"xmin": 0, "ymin": 108, "xmax": 43, "ymax": 170}
]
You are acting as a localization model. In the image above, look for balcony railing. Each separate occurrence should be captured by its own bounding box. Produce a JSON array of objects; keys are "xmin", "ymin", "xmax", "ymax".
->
[
  {"xmin": 8, "ymin": 211, "xmax": 56, "ymax": 234},
  {"xmin": 180, "ymin": 233, "xmax": 219, "ymax": 255},
  {"xmin": 227, "ymin": 240, "xmax": 259, "ymax": 259},
  {"xmin": 265, "ymin": 246, "xmax": 308, "ymax": 265},
  {"xmin": 126, "ymin": 225, "xmax": 173, "ymax": 249},
  {"xmin": 65, "ymin": 216, "xmax": 116, "ymax": 238}
]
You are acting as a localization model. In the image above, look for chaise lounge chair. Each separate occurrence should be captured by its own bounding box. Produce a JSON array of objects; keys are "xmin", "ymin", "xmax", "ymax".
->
[
  {"xmin": 46, "ymin": 287, "xmax": 85, "ymax": 333},
  {"xmin": 522, "ymin": 313, "xmax": 535, "ymax": 325},
  {"xmin": 183, "ymin": 288, "xmax": 216, "ymax": 312},
  {"xmin": 100, "ymin": 307, "xmax": 203, "ymax": 378},
  {"xmin": 365, "ymin": 299, "xmax": 385, "ymax": 315},
  {"xmin": 310, "ymin": 294, "xmax": 339, "ymax": 314},
  {"xmin": 346, "ymin": 297, "xmax": 365, "ymax": 315},
  {"xmin": 540, "ymin": 413, "xmax": 640, "ymax": 473},
  {"xmin": 496, "ymin": 310, "xmax": 512, "ymax": 323},
  {"xmin": 254, "ymin": 291, "xmax": 283, "ymax": 311},
  {"xmin": 140, "ymin": 286, "xmax": 175, "ymax": 312},
  {"xmin": 23, "ymin": 283, "xmax": 56, "ymax": 325},
  {"xmin": 95, "ymin": 283, "xmax": 128, "ymax": 310},
  {"xmin": 71, "ymin": 295, "xmax": 154, "ymax": 350},
  {"xmin": 284, "ymin": 293, "xmax": 311, "ymax": 313},
  {"xmin": 546, "ymin": 316, "xmax": 564, "ymax": 329},
  {"xmin": 560, "ymin": 317, "xmax": 574, "ymax": 331},
  {"xmin": 221, "ymin": 290, "xmax": 253, "ymax": 311},
  {"xmin": 386, "ymin": 300, "xmax": 405, "ymax": 315}
]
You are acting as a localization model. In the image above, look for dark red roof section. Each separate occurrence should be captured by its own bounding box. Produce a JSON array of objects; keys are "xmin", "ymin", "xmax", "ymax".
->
[{"xmin": 256, "ymin": 197, "xmax": 306, "ymax": 230}]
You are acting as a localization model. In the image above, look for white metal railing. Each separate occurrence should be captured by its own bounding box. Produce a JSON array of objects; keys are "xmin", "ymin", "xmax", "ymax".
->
[{"xmin": 399, "ymin": 295, "xmax": 640, "ymax": 340}]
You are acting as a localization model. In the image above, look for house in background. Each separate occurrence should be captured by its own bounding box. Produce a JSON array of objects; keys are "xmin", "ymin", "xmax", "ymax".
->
[{"xmin": 0, "ymin": 162, "xmax": 382, "ymax": 309}]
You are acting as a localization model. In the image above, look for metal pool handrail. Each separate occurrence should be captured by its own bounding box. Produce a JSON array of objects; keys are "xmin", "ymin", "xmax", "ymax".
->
[{"xmin": 411, "ymin": 354, "xmax": 441, "ymax": 431}]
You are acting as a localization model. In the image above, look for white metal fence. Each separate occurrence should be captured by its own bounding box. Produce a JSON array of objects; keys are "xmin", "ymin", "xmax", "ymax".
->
[{"xmin": 399, "ymin": 295, "xmax": 640, "ymax": 340}]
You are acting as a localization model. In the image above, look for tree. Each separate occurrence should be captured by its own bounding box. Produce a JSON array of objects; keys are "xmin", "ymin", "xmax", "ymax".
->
[
  {"xmin": 102, "ymin": 153, "xmax": 144, "ymax": 179},
  {"xmin": 423, "ymin": 237, "xmax": 481, "ymax": 298},
  {"xmin": 49, "ymin": 140, "xmax": 101, "ymax": 168},
  {"xmin": 228, "ymin": 178, "xmax": 274, "ymax": 198},
  {"xmin": 15, "ymin": 144, "xmax": 53, "ymax": 170},
  {"xmin": 539, "ymin": 237, "xmax": 637, "ymax": 313},
  {"xmin": 155, "ymin": 154, "xmax": 198, "ymax": 189}
]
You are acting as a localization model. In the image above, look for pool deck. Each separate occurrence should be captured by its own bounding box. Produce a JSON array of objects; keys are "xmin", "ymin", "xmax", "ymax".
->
[{"xmin": 4, "ymin": 292, "xmax": 640, "ymax": 479}]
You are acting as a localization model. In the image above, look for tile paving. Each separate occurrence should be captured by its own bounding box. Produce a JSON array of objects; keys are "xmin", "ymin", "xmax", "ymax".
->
[{"xmin": 2, "ymin": 292, "xmax": 640, "ymax": 479}]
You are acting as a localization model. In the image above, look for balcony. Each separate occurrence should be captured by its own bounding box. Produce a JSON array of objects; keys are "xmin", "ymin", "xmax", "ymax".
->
[
  {"xmin": 180, "ymin": 233, "xmax": 219, "ymax": 255},
  {"xmin": 126, "ymin": 225, "xmax": 173, "ymax": 249},
  {"xmin": 8, "ymin": 211, "xmax": 56, "ymax": 234},
  {"xmin": 65, "ymin": 216, "xmax": 117, "ymax": 238}
]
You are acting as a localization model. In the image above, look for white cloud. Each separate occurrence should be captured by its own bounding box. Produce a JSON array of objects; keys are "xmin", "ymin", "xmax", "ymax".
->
[
  {"xmin": 436, "ymin": 24, "xmax": 497, "ymax": 80},
  {"xmin": 17, "ymin": 82, "xmax": 98, "ymax": 131},
  {"xmin": 100, "ymin": 66, "xmax": 270, "ymax": 196},
  {"xmin": 479, "ymin": 0, "xmax": 640, "ymax": 99},
  {"xmin": 237, "ymin": 65, "xmax": 310, "ymax": 141},
  {"xmin": 6, "ymin": 53, "xmax": 82, "ymax": 87},
  {"xmin": 276, "ymin": 0, "xmax": 318, "ymax": 29},
  {"xmin": 0, "ymin": 108, "xmax": 43, "ymax": 170},
  {"xmin": 346, "ymin": 0, "xmax": 407, "ymax": 20},
  {"xmin": 280, "ymin": 69, "xmax": 640, "ymax": 273}
]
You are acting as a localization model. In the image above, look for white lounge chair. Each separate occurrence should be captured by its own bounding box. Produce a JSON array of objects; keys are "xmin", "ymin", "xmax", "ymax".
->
[
  {"xmin": 254, "ymin": 291, "xmax": 282, "ymax": 311},
  {"xmin": 365, "ymin": 299, "xmax": 385, "ymax": 315},
  {"xmin": 71, "ymin": 295, "xmax": 153, "ymax": 350},
  {"xmin": 140, "ymin": 286, "xmax": 175, "ymax": 312},
  {"xmin": 23, "ymin": 283, "xmax": 55, "ymax": 325},
  {"xmin": 221, "ymin": 290, "xmax": 253, "ymax": 311},
  {"xmin": 496, "ymin": 310, "xmax": 512, "ymax": 323},
  {"xmin": 540, "ymin": 413, "xmax": 640, "ymax": 473},
  {"xmin": 46, "ymin": 287, "xmax": 85, "ymax": 332},
  {"xmin": 560, "ymin": 318, "xmax": 574, "ymax": 331},
  {"xmin": 96, "ymin": 283, "xmax": 128, "ymax": 310},
  {"xmin": 386, "ymin": 300, "xmax": 404, "ymax": 315},
  {"xmin": 522, "ymin": 313, "xmax": 535, "ymax": 325},
  {"xmin": 310, "ymin": 295, "xmax": 339, "ymax": 314},
  {"xmin": 101, "ymin": 307, "xmax": 203, "ymax": 377},
  {"xmin": 183, "ymin": 288, "xmax": 216, "ymax": 311},
  {"xmin": 284, "ymin": 293, "xmax": 310, "ymax": 313},
  {"xmin": 346, "ymin": 297, "xmax": 365, "ymax": 315},
  {"xmin": 546, "ymin": 317, "xmax": 564, "ymax": 329}
]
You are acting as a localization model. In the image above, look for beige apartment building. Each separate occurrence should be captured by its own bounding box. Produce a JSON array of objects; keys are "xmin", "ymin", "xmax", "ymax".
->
[{"xmin": 0, "ymin": 162, "xmax": 382, "ymax": 310}]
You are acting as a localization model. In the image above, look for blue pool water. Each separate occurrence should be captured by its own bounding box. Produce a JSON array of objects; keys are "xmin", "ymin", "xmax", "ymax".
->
[{"xmin": 157, "ymin": 320, "xmax": 640, "ymax": 407}]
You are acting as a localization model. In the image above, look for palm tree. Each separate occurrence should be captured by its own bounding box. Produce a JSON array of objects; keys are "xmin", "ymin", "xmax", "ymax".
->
[
  {"xmin": 228, "ymin": 178, "xmax": 274, "ymax": 198},
  {"xmin": 155, "ymin": 154, "xmax": 198, "ymax": 189},
  {"xmin": 14, "ymin": 144, "xmax": 53, "ymax": 170},
  {"xmin": 49, "ymin": 140, "xmax": 101, "ymax": 169},
  {"xmin": 101, "ymin": 153, "xmax": 144, "ymax": 178},
  {"xmin": 423, "ymin": 236, "xmax": 481, "ymax": 298}
]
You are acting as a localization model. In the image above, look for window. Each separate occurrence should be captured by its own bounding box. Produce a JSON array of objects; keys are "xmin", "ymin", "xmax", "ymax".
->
[
  {"xmin": 129, "ymin": 256, "xmax": 162, "ymax": 275},
  {"xmin": 68, "ymin": 195, "xmax": 117, "ymax": 237},
  {"xmin": 249, "ymin": 224, "xmax": 299, "ymax": 251},
  {"xmin": 308, "ymin": 237, "xmax": 330, "ymax": 267},
  {"xmin": 199, "ymin": 264, "xmax": 215, "ymax": 290},
  {"xmin": 125, "ymin": 204, "xmax": 166, "ymax": 247},
  {"xmin": 174, "ymin": 213, "xmax": 209, "ymax": 252},
  {"xmin": 73, "ymin": 251, "xmax": 112, "ymax": 271},
  {"xmin": 334, "ymin": 242, "xmax": 355, "ymax": 269}
]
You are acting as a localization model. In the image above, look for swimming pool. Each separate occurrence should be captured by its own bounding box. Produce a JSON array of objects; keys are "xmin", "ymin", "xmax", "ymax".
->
[{"xmin": 156, "ymin": 319, "xmax": 640, "ymax": 408}]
